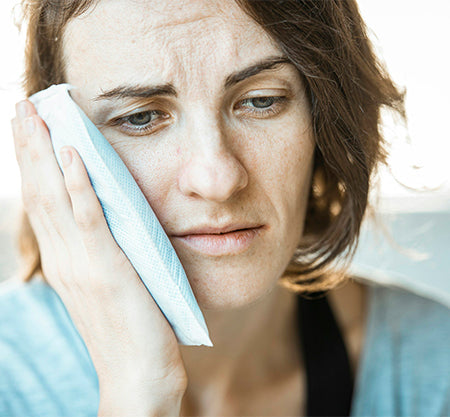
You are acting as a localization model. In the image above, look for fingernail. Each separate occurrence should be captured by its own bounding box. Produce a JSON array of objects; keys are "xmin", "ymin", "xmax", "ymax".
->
[
  {"xmin": 25, "ymin": 116, "xmax": 35, "ymax": 135},
  {"xmin": 16, "ymin": 101, "xmax": 28, "ymax": 119},
  {"xmin": 60, "ymin": 148, "xmax": 72, "ymax": 167}
]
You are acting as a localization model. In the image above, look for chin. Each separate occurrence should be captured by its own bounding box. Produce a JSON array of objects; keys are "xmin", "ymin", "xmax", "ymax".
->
[
  {"xmin": 186, "ymin": 269, "xmax": 277, "ymax": 311},
  {"xmin": 174, "ymin": 237, "xmax": 287, "ymax": 311}
]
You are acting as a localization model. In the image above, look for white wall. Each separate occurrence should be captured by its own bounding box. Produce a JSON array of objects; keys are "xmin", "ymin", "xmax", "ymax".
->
[
  {"xmin": 358, "ymin": 0, "xmax": 450, "ymax": 212},
  {"xmin": 0, "ymin": 0, "xmax": 25, "ymax": 199},
  {"xmin": 1, "ymin": 0, "xmax": 449, "ymax": 210}
]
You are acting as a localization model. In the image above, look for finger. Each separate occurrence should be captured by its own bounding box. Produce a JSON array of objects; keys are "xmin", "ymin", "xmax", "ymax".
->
[
  {"xmin": 12, "ymin": 102, "xmax": 80, "ymax": 262},
  {"xmin": 11, "ymin": 106, "xmax": 53, "ymax": 262},
  {"xmin": 11, "ymin": 103, "xmax": 32, "ymax": 171},
  {"xmin": 13, "ymin": 99, "xmax": 55, "ymax": 173},
  {"xmin": 25, "ymin": 114, "xmax": 74, "ymax": 215},
  {"xmin": 15, "ymin": 99, "xmax": 37, "ymax": 117},
  {"xmin": 13, "ymin": 101, "xmax": 76, "ymax": 228},
  {"xmin": 12, "ymin": 100, "xmax": 37, "ymax": 162},
  {"xmin": 59, "ymin": 146, "xmax": 122, "ymax": 260},
  {"xmin": 11, "ymin": 117, "xmax": 25, "ymax": 169},
  {"xmin": 11, "ymin": 113, "xmax": 40, "ymax": 215}
]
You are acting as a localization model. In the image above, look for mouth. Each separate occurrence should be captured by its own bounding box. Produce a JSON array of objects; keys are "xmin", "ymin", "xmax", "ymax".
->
[
  {"xmin": 172, "ymin": 226, "xmax": 265, "ymax": 256},
  {"xmin": 185, "ymin": 227, "xmax": 256, "ymax": 235},
  {"xmin": 174, "ymin": 223, "xmax": 264, "ymax": 236}
]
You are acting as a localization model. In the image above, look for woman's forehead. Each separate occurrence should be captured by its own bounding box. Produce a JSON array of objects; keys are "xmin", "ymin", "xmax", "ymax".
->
[{"xmin": 62, "ymin": 0, "xmax": 282, "ymax": 96}]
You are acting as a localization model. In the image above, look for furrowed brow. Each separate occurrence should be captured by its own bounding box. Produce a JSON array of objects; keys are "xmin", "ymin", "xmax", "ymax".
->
[
  {"xmin": 92, "ymin": 55, "xmax": 291, "ymax": 102},
  {"xmin": 93, "ymin": 84, "xmax": 177, "ymax": 101},
  {"xmin": 224, "ymin": 55, "xmax": 292, "ymax": 89}
]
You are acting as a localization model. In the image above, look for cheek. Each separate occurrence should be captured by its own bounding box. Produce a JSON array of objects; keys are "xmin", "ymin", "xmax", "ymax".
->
[
  {"xmin": 252, "ymin": 122, "xmax": 315, "ymax": 247},
  {"xmin": 247, "ymin": 122, "xmax": 314, "ymax": 203},
  {"xmin": 111, "ymin": 145, "xmax": 174, "ymax": 219}
]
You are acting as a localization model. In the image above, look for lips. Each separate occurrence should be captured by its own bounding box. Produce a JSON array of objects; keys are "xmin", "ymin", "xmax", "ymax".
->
[
  {"xmin": 172, "ymin": 226, "xmax": 264, "ymax": 256},
  {"xmin": 174, "ymin": 224, "xmax": 264, "ymax": 237}
]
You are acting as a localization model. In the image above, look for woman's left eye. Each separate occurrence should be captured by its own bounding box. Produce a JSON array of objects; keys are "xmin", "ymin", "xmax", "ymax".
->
[
  {"xmin": 127, "ymin": 111, "xmax": 155, "ymax": 126},
  {"xmin": 236, "ymin": 96, "xmax": 288, "ymax": 117}
]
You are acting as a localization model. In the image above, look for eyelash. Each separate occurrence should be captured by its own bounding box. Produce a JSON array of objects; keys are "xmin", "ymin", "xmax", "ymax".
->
[{"xmin": 111, "ymin": 96, "xmax": 288, "ymax": 136}]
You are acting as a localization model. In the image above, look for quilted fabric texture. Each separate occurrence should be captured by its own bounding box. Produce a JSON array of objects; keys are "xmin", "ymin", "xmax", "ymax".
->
[{"xmin": 29, "ymin": 84, "xmax": 212, "ymax": 347}]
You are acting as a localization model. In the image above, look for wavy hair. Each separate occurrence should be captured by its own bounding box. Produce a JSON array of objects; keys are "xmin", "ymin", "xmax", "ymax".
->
[{"xmin": 15, "ymin": 0, "xmax": 405, "ymax": 292}]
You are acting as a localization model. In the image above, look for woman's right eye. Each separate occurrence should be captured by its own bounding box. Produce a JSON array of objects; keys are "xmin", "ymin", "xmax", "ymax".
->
[{"xmin": 110, "ymin": 109, "xmax": 170, "ymax": 137}]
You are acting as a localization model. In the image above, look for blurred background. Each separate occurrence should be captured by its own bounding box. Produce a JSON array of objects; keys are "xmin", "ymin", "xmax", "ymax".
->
[{"xmin": 0, "ymin": 1, "xmax": 449, "ymax": 293}]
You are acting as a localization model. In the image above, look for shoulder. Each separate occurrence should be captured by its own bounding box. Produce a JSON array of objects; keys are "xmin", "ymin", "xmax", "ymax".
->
[
  {"xmin": 0, "ymin": 275, "xmax": 63, "ymax": 319},
  {"xmin": 352, "ymin": 282, "xmax": 450, "ymax": 416},
  {"xmin": 363, "ymin": 283, "xmax": 450, "ymax": 355},
  {"xmin": 0, "ymin": 276, "xmax": 63, "ymax": 344},
  {"xmin": 0, "ymin": 276, "xmax": 98, "ymax": 416},
  {"xmin": 0, "ymin": 275, "xmax": 76, "ymax": 350}
]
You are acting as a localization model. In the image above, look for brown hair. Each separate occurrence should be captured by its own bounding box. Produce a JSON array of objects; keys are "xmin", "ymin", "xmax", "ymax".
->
[{"xmin": 15, "ymin": 0, "xmax": 405, "ymax": 292}]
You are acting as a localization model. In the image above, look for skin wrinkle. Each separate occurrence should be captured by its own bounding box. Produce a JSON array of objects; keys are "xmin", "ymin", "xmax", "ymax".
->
[{"xmin": 62, "ymin": 0, "xmax": 315, "ymax": 414}]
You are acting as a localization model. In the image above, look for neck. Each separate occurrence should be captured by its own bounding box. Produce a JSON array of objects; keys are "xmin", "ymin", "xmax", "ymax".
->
[{"xmin": 179, "ymin": 284, "xmax": 300, "ymax": 414}]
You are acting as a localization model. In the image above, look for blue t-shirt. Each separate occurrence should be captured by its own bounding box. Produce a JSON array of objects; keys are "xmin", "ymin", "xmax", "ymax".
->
[
  {"xmin": 0, "ymin": 276, "xmax": 99, "ymax": 416},
  {"xmin": 0, "ymin": 274, "xmax": 449, "ymax": 416}
]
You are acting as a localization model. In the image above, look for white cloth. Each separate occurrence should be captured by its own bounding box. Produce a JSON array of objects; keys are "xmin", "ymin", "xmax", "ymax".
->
[{"xmin": 29, "ymin": 84, "xmax": 212, "ymax": 347}]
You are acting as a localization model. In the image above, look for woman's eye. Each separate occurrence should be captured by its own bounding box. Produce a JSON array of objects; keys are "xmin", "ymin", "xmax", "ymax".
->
[
  {"xmin": 128, "ymin": 111, "xmax": 154, "ymax": 126},
  {"xmin": 243, "ymin": 97, "xmax": 276, "ymax": 108},
  {"xmin": 236, "ymin": 96, "xmax": 288, "ymax": 117},
  {"xmin": 111, "ymin": 109, "xmax": 170, "ymax": 136}
]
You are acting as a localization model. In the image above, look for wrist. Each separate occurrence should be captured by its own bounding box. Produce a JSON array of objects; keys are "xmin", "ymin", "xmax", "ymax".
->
[
  {"xmin": 98, "ymin": 391, "xmax": 183, "ymax": 416},
  {"xmin": 97, "ymin": 377, "xmax": 185, "ymax": 416}
]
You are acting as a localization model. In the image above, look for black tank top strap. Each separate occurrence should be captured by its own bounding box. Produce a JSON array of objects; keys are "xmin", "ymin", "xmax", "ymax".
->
[{"xmin": 297, "ymin": 291, "xmax": 354, "ymax": 416}]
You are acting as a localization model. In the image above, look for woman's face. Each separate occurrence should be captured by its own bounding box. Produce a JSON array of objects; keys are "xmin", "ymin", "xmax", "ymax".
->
[{"xmin": 63, "ymin": 0, "xmax": 315, "ymax": 310}]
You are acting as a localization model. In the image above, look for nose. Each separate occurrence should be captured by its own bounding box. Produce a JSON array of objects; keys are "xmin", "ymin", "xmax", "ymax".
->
[{"xmin": 178, "ymin": 110, "xmax": 248, "ymax": 203}]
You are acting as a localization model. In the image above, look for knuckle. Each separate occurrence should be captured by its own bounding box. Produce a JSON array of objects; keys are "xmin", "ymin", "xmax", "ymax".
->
[
  {"xmin": 65, "ymin": 176, "xmax": 84, "ymax": 194},
  {"xmin": 40, "ymin": 192, "xmax": 58, "ymax": 215},
  {"xmin": 21, "ymin": 181, "xmax": 34, "ymax": 199},
  {"xmin": 82, "ymin": 231, "xmax": 104, "ymax": 257},
  {"xmin": 55, "ymin": 264, "xmax": 74, "ymax": 289},
  {"xmin": 29, "ymin": 147, "xmax": 41, "ymax": 163},
  {"xmin": 22, "ymin": 183, "xmax": 39, "ymax": 211},
  {"xmin": 74, "ymin": 205, "xmax": 100, "ymax": 231},
  {"xmin": 11, "ymin": 119, "xmax": 22, "ymax": 144}
]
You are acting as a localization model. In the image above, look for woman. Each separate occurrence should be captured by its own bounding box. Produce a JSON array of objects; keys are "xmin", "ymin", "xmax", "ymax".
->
[{"xmin": 2, "ymin": 0, "xmax": 448, "ymax": 416}]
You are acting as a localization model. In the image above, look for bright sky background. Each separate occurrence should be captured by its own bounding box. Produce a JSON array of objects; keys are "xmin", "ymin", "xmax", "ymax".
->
[{"xmin": 0, "ymin": 0, "xmax": 449, "ymax": 212}]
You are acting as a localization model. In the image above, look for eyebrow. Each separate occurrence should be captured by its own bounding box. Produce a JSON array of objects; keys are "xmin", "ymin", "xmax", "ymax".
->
[{"xmin": 93, "ymin": 55, "xmax": 291, "ymax": 102}]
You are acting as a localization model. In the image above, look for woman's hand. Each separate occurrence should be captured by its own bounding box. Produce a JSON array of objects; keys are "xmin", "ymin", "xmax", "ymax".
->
[{"xmin": 11, "ymin": 100, "xmax": 188, "ymax": 416}]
